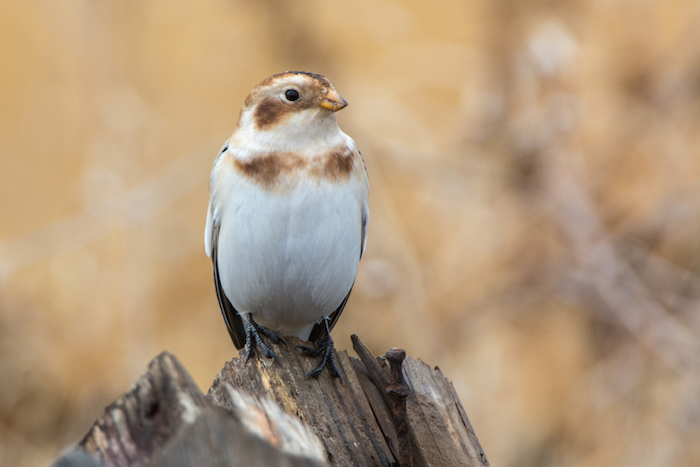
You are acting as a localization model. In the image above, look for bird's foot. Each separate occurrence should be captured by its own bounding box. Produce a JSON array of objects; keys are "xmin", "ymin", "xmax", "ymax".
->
[
  {"xmin": 244, "ymin": 318, "xmax": 288, "ymax": 365},
  {"xmin": 297, "ymin": 334, "xmax": 342, "ymax": 380}
]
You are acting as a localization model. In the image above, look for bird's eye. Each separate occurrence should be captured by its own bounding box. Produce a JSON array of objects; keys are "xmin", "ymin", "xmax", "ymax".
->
[{"xmin": 285, "ymin": 89, "xmax": 300, "ymax": 101}]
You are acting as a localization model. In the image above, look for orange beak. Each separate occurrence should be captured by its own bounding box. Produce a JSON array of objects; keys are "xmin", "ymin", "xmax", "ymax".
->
[{"xmin": 319, "ymin": 89, "xmax": 348, "ymax": 112}]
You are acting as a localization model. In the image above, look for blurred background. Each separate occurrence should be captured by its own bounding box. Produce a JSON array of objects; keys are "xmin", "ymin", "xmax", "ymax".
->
[{"xmin": 2, "ymin": 0, "xmax": 700, "ymax": 465}]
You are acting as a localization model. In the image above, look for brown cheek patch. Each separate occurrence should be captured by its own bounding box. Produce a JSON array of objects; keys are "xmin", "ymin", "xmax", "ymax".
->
[
  {"xmin": 253, "ymin": 97, "xmax": 290, "ymax": 130},
  {"xmin": 234, "ymin": 152, "xmax": 307, "ymax": 189},
  {"xmin": 311, "ymin": 146, "xmax": 356, "ymax": 182}
]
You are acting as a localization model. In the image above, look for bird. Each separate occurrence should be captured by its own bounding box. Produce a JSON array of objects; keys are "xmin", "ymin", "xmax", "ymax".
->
[{"xmin": 204, "ymin": 71, "xmax": 369, "ymax": 379}]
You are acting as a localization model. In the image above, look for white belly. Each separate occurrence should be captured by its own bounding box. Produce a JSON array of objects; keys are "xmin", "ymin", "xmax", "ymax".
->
[{"xmin": 216, "ymin": 178, "xmax": 362, "ymax": 339}]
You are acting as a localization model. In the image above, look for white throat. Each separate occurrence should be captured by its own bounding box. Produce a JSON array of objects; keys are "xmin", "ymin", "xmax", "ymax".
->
[{"xmin": 234, "ymin": 107, "xmax": 346, "ymax": 156}]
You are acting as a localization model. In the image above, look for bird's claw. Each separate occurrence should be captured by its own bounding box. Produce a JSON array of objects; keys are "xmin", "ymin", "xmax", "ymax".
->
[
  {"xmin": 244, "ymin": 319, "xmax": 286, "ymax": 365},
  {"xmin": 258, "ymin": 326, "xmax": 288, "ymax": 349},
  {"xmin": 298, "ymin": 335, "xmax": 342, "ymax": 380}
]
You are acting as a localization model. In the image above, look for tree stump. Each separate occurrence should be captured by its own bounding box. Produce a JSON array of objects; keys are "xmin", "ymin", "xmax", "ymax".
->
[{"xmin": 52, "ymin": 335, "xmax": 489, "ymax": 467}]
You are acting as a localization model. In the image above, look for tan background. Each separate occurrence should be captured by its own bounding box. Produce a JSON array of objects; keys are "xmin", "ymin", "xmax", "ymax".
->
[{"xmin": 2, "ymin": 1, "xmax": 700, "ymax": 465}]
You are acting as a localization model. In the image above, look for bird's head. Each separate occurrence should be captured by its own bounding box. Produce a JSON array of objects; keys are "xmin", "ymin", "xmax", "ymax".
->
[{"xmin": 234, "ymin": 71, "xmax": 348, "ymax": 152}]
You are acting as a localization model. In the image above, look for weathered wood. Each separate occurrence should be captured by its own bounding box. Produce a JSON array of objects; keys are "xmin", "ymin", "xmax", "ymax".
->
[
  {"xmin": 208, "ymin": 335, "xmax": 490, "ymax": 467},
  {"xmin": 385, "ymin": 348, "xmax": 413, "ymax": 467},
  {"xmin": 54, "ymin": 352, "xmax": 329, "ymax": 467},
  {"xmin": 78, "ymin": 351, "xmax": 212, "ymax": 466},
  {"xmin": 349, "ymin": 357, "xmax": 402, "ymax": 461},
  {"xmin": 149, "ymin": 399, "xmax": 328, "ymax": 467},
  {"xmin": 208, "ymin": 337, "xmax": 396, "ymax": 466},
  {"xmin": 352, "ymin": 336, "xmax": 489, "ymax": 467},
  {"xmin": 53, "ymin": 335, "xmax": 489, "ymax": 467},
  {"xmin": 402, "ymin": 358, "xmax": 488, "ymax": 466}
]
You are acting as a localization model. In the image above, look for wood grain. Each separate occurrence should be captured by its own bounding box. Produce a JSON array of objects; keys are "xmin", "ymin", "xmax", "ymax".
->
[{"xmin": 53, "ymin": 336, "xmax": 489, "ymax": 467}]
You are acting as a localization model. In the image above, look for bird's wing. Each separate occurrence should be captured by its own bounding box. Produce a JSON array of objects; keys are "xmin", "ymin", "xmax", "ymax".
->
[
  {"xmin": 210, "ymin": 216, "xmax": 246, "ymax": 349},
  {"xmin": 308, "ymin": 283, "xmax": 354, "ymax": 344},
  {"xmin": 204, "ymin": 142, "xmax": 230, "ymax": 258},
  {"xmin": 360, "ymin": 205, "xmax": 369, "ymax": 258},
  {"xmin": 207, "ymin": 141, "xmax": 246, "ymax": 349},
  {"xmin": 358, "ymin": 147, "xmax": 370, "ymax": 259}
]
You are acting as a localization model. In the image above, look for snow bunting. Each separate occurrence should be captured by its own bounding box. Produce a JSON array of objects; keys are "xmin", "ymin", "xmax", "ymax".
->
[{"xmin": 204, "ymin": 71, "xmax": 369, "ymax": 378}]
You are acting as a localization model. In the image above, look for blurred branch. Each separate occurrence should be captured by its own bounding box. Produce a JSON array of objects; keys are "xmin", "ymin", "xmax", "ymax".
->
[
  {"xmin": 541, "ymin": 133, "xmax": 700, "ymax": 374},
  {"xmin": 622, "ymin": 244, "xmax": 700, "ymax": 322},
  {"xmin": 501, "ymin": 19, "xmax": 700, "ymax": 375},
  {"xmin": 0, "ymin": 136, "xmax": 224, "ymax": 282}
]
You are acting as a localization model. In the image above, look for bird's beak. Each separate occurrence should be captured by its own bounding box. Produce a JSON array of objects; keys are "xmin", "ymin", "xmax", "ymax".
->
[{"xmin": 319, "ymin": 89, "xmax": 348, "ymax": 112}]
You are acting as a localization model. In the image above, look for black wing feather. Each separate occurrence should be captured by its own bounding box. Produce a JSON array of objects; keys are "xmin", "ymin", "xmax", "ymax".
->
[
  {"xmin": 211, "ymin": 220, "xmax": 246, "ymax": 349},
  {"xmin": 308, "ymin": 283, "xmax": 354, "ymax": 344}
]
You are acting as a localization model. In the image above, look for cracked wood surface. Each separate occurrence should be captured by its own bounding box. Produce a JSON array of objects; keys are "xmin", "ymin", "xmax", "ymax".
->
[
  {"xmin": 208, "ymin": 335, "xmax": 489, "ymax": 467},
  {"xmin": 53, "ymin": 335, "xmax": 488, "ymax": 467}
]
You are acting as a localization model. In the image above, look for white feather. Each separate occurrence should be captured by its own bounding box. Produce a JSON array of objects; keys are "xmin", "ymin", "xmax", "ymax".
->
[
  {"xmin": 205, "ymin": 76, "xmax": 369, "ymax": 341},
  {"xmin": 214, "ymin": 160, "xmax": 365, "ymax": 339}
]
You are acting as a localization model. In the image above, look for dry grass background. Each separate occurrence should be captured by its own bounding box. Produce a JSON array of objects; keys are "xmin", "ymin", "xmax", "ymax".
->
[{"xmin": 1, "ymin": 0, "xmax": 700, "ymax": 465}]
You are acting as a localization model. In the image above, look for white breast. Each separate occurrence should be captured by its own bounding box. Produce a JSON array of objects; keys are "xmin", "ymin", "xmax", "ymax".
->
[{"xmin": 214, "ymin": 168, "xmax": 365, "ymax": 339}]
